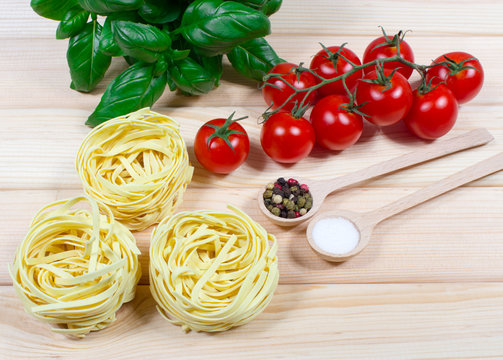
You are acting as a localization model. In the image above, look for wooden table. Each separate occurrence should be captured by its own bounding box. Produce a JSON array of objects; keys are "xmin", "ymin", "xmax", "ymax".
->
[{"xmin": 1, "ymin": 1, "xmax": 503, "ymax": 358}]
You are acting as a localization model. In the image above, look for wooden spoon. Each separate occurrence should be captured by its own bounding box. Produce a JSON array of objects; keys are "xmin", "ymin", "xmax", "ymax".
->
[
  {"xmin": 258, "ymin": 128, "xmax": 493, "ymax": 226},
  {"xmin": 306, "ymin": 152, "xmax": 503, "ymax": 262}
]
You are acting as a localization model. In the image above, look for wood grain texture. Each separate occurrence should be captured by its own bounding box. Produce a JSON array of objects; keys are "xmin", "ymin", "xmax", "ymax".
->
[
  {"xmin": 2, "ymin": 0, "xmax": 503, "ymax": 357},
  {"xmin": 1, "ymin": 107, "xmax": 502, "ymax": 191},
  {"xmin": 2, "ymin": 284, "xmax": 503, "ymax": 360},
  {"xmin": 2, "ymin": 186, "xmax": 502, "ymax": 286}
]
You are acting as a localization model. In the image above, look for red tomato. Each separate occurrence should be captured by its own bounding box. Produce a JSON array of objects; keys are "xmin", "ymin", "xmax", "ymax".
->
[
  {"xmin": 309, "ymin": 45, "xmax": 363, "ymax": 98},
  {"xmin": 310, "ymin": 95, "xmax": 363, "ymax": 150},
  {"xmin": 260, "ymin": 112, "xmax": 315, "ymax": 163},
  {"xmin": 363, "ymin": 33, "xmax": 415, "ymax": 79},
  {"xmin": 262, "ymin": 62, "xmax": 317, "ymax": 111},
  {"xmin": 426, "ymin": 51, "xmax": 484, "ymax": 104},
  {"xmin": 403, "ymin": 84, "xmax": 458, "ymax": 140},
  {"xmin": 194, "ymin": 115, "xmax": 250, "ymax": 174},
  {"xmin": 355, "ymin": 69, "xmax": 413, "ymax": 126}
]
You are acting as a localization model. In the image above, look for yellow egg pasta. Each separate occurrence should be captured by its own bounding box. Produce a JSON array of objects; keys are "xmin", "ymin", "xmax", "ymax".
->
[
  {"xmin": 9, "ymin": 195, "xmax": 141, "ymax": 337},
  {"xmin": 76, "ymin": 108, "xmax": 193, "ymax": 231},
  {"xmin": 149, "ymin": 206, "xmax": 279, "ymax": 333}
]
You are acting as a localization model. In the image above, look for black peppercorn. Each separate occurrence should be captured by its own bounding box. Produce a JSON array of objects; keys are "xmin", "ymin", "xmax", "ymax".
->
[
  {"xmin": 277, "ymin": 177, "xmax": 286, "ymax": 185},
  {"xmin": 280, "ymin": 210, "xmax": 287, "ymax": 218}
]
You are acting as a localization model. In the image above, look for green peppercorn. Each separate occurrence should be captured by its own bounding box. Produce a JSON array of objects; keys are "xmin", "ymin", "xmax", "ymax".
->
[
  {"xmin": 271, "ymin": 207, "xmax": 281, "ymax": 216},
  {"xmin": 267, "ymin": 205, "xmax": 274, "ymax": 212},
  {"xmin": 290, "ymin": 186, "xmax": 298, "ymax": 193},
  {"xmin": 286, "ymin": 200, "xmax": 295, "ymax": 211},
  {"xmin": 282, "ymin": 198, "xmax": 289, "ymax": 206},
  {"xmin": 272, "ymin": 194, "xmax": 283, "ymax": 204},
  {"xmin": 305, "ymin": 200, "xmax": 312, "ymax": 210},
  {"xmin": 266, "ymin": 183, "xmax": 274, "ymax": 190},
  {"xmin": 263, "ymin": 190, "xmax": 273, "ymax": 199},
  {"xmin": 297, "ymin": 196, "xmax": 306, "ymax": 207},
  {"xmin": 287, "ymin": 210, "xmax": 296, "ymax": 218},
  {"xmin": 299, "ymin": 208, "xmax": 307, "ymax": 216}
]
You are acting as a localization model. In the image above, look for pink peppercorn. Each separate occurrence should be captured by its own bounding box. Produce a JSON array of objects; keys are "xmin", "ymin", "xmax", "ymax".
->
[
  {"xmin": 274, "ymin": 183, "xmax": 282, "ymax": 189},
  {"xmin": 295, "ymin": 211, "xmax": 301, "ymax": 218},
  {"xmin": 288, "ymin": 178, "xmax": 298, "ymax": 186},
  {"xmin": 300, "ymin": 184, "xmax": 309, "ymax": 192}
]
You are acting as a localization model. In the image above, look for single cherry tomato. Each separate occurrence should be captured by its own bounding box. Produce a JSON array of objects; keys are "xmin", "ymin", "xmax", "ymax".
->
[
  {"xmin": 260, "ymin": 112, "xmax": 315, "ymax": 163},
  {"xmin": 194, "ymin": 113, "xmax": 250, "ymax": 174},
  {"xmin": 355, "ymin": 69, "xmax": 413, "ymax": 126},
  {"xmin": 403, "ymin": 84, "xmax": 458, "ymax": 140},
  {"xmin": 310, "ymin": 95, "xmax": 363, "ymax": 150},
  {"xmin": 426, "ymin": 51, "xmax": 484, "ymax": 104},
  {"xmin": 309, "ymin": 45, "xmax": 363, "ymax": 98},
  {"xmin": 363, "ymin": 31, "xmax": 415, "ymax": 79},
  {"xmin": 262, "ymin": 62, "xmax": 317, "ymax": 111}
]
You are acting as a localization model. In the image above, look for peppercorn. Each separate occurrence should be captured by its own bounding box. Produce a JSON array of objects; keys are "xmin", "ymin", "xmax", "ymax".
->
[
  {"xmin": 263, "ymin": 190, "xmax": 273, "ymax": 199},
  {"xmin": 295, "ymin": 211, "xmax": 300, "ymax": 218},
  {"xmin": 297, "ymin": 196, "xmax": 306, "ymax": 208},
  {"xmin": 277, "ymin": 177, "xmax": 286, "ymax": 185},
  {"xmin": 299, "ymin": 208, "xmax": 307, "ymax": 216},
  {"xmin": 266, "ymin": 183, "xmax": 274, "ymax": 190},
  {"xmin": 282, "ymin": 186, "xmax": 291, "ymax": 198},
  {"xmin": 305, "ymin": 200, "xmax": 312, "ymax": 210},
  {"xmin": 288, "ymin": 178, "xmax": 298, "ymax": 187},
  {"xmin": 286, "ymin": 200, "xmax": 295, "ymax": 211},
  {"xmin": 267, "ymin": 205, "xmax": 274, "ymax": 212},
  {"xmin": 272, "ymin": 187, "xmax": 284, "ymax": 196},
  {"xmin": 276, "ymin": 204, "xmax": 285, "ymax": 210},
  {"xmin": 264, "ymin": 199, "xmax": 272, "ymax": 206},
  {"xmin": 272, "ymin": 194, "xmax": 283, "ymax": 204},
  {"xmin": 280, "ymin": 210, "xmax": 287, "ymax": 218},
  {"xmin": 300, "ymin": 184, "xmax": 309, "ymax": 193},
  {"xmin": 287, "ymin": 210, "xmax": 296, "ymax": 218},
  {"xmin": 282, "ymin": 198, "xmax": 289, "ymax": 206},
  {"xmin": 271, "ymin": 207, "xmax": 281, "ymax": 216}
]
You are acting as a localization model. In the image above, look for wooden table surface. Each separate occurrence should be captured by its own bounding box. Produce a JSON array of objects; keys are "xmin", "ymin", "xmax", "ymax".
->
[{"xmin": 1, "ymin": 1, "xmax": 503, "ymax": 359}]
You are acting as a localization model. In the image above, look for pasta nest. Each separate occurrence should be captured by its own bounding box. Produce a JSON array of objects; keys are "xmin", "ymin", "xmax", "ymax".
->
[
  {"xmin": 149, "ymin": 206, "xmax": 279, "ymax": 332},
  {"xmin": 9, "ymin": 195, "xmax": 141, "ymax": 337},
  {"xmin": 76, "ymin": 108, "xmax": 193, "ymax": 231}
]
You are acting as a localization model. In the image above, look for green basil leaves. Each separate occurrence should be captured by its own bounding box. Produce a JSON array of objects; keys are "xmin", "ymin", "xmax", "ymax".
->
[
  {"xmin": 87, "ymin": 62, "xmax": 168, "ymax": 126},
  {"xmin": 179, "ymin": 0, "xmax": 271, "ymax": 56},
  {"xmin": 227, "ymin": 37, "xmax": 283, "ymax": 81},
  {"xmin": 32, "ymin": 0, "xmax": 283, "ymax": 125},
  {"xmin": 67, "ymin": 20, "xmax": 112, "ymax": 92}
]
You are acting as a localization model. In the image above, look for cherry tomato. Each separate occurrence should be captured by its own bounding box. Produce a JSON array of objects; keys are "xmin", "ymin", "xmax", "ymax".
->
[
  {"xmin": 363, "ymin": 32, "xmax": 415, "ymax": 79},
  {"xmin": 309, "ymin": 45, "xmax": 363, "ymax": 98},
  {"xmin": 260, "ymin": 112, "xmax": 315, "ymax": 163},
  {"xmin": 355, "ymin": 69, "xmax": 413, "ymax": 126},
  {"xmin": 403, "ymin": 84, "xmax": 458, "ymax": 140},
  {"xmin": 426, "ymin": 51, "xmax": 484, "ymax": 104},
  {"xmin": 262, "ymin": 62, "xmax": 317, "ymax": 111},
  {"xmin": 310, "ymin": 95, "xmax": 363, "ymax": 150},
  {"xmin": 194, "ymin": 114, "xmax": 250, "ymax": 174}
]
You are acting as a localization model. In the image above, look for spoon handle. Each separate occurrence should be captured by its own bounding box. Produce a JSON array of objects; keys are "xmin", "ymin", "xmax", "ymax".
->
[
  {"xmin": 320, "ymin": 128, "xmax": 493, "ymax": 197},
  {"xmin": 368, "ymin": 152, "xmax": 503, "ymax": 224}
]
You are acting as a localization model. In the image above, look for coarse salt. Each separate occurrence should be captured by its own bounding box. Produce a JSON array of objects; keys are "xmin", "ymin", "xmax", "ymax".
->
[{"xmin": 312, "ymin": 217, "xmax": 360, "ymax": 255}]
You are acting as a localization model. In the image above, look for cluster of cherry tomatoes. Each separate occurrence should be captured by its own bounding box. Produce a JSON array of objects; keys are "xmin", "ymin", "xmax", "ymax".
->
[
  {"xmin": 260, "ymin": 32, "xmax": 484, "ymax": 164},
  {"xmin": 193, "ymin": 31, "xmax": 484, "ymax": 174}
]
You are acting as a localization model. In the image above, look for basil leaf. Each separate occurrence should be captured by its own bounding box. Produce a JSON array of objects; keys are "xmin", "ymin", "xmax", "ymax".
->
[
  {"xmin": 169, "ymin": 57, "xmax": 217, "ymax": 95},
  {"xmin": 139, "ymin": 0, "xmax": 182, "ymax": 24},
  {"xmin": 56, "ymin": 7, "xmax": 90, "ymax": 39},
  {"xmin": 100, "ymin": 12, "xmax": 137, "ymax": 56},
  {"xmin": 230, "ymin": 0, "xmax": 282, "ymax": 16},
  {"xmin": 178, "ymin": 0, "xmax": 270, "ymax": 56},
  {"xmin": 31, "ymin": 0, "xmax": 79, "ymax": 20},
  {"xmin": 192, "ymin": 53, "xmax": 223, "ymax": 86},
  {"xmin": 227, "ymin": 37, "xmax": 283, "ymax": 81},
  {"xmin": 67, "ymin": 20, "xmax": 112, "ymax": 92},
  {"xmin": 112, "ymin": 21, "xmax": 172, "ymax": 63},
  {"xmin": 77, "ymin": 0, "xmax": 144, "ymax": 14},
  {"xmin": 87, "ymin": 62, "xmax": 168, "ymax": 126}
]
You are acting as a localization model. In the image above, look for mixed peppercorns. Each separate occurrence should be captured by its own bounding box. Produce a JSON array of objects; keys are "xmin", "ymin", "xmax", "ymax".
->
[{"xmin": 263, "ymin": 178, "xmax": 313, "ymax": 218}]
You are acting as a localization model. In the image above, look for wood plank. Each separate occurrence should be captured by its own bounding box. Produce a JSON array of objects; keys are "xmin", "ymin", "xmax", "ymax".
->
[
  {"xmin": 1, "ymin": 35, "xmax": 502, "ymax": 109},
  {"xmin": 3, "ymin": 0, "xmax": 503, "ymax": 39},
  {"xmin": 2, "ymin": 283, "xmax": 503, "ymax": 359},
  {"xmin": 1, "ymin": 108, "xmax": 502, "ymax": 191},
  {"xmin": 2, "ymin": 186, "xmax": 502, "ymax": 285}
]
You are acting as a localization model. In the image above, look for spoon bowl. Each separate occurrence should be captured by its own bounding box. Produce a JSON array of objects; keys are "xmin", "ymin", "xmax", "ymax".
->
[{"xmin": 258, "ymin": 128, "xmax": 493, "ymax": 227}]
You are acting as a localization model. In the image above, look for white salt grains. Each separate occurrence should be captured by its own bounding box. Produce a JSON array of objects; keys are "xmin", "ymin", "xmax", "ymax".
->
[{"xmin": 312, "ymin": 217, "xmax": 360, "ymax": 255}]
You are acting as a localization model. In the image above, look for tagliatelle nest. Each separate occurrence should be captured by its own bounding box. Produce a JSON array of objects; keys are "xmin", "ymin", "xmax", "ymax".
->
[
  {"xmin": 149, "ymin": 206, "xmax": 279, "ymax": 333},
  {"xmin": 9, "ymin": 195, "xmax": 141, "ymax": 337},
  {"xmin": 76, "ymin": 108, "xmax": 193, "ymax": 231}
]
